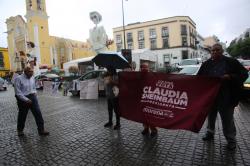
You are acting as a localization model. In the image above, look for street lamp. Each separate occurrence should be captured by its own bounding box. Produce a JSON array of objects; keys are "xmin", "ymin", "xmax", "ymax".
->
[{"xmin": 122, "ymin": 0, "xmax": 126, "ymax": 49}]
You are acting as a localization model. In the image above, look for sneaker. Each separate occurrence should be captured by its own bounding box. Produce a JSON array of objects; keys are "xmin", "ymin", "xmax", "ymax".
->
[
  {"xmin": 202, "ymin": 132, "xmax": 214, "ymax": 141},
  {"xmin": 141, "ymin": 129, "xmax": 149, "ymax": 135},
  {"xmin": 38, "ymin": 130, "xmax": 50, "ymax": 136},
  {"xmin": 227, "ymin": 142, "xmax": 236, "ymax": 150},
  {"xmin": 17, "ymin": 130, "xmax": 24, "ymax": 136},
  {"xmin": 150, "ymin": 131, "xmax": 158, "ymax": 138},
  {"xmin": 104, "ymin": 122, "xmax": 113, "ymax": 127},
  {"xmin": 113, "ymin": 124, "xmax": 121, "ymax": 130}
]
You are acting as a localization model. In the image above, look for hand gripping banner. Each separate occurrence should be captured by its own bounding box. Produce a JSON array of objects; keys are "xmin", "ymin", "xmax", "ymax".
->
[{"xmin": 118, "ymin": 72, "xmax": 221, "ymax": 133}]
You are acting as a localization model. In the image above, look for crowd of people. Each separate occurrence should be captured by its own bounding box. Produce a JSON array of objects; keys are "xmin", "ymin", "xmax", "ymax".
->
[{"xmin": 11, "ymin": 43, "xmax": 248, "ymax": 151}]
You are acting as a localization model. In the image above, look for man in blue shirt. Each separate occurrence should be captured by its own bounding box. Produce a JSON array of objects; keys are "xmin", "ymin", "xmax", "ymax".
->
[{"xmin": 14, "ymin": 66, "xmax": 49, "ymax": 136}]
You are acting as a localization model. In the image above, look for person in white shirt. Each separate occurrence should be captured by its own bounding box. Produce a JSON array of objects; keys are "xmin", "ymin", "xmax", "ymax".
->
[{"xmin": 14, "ymin": 66, "xmax": 49, "ymax": 136}]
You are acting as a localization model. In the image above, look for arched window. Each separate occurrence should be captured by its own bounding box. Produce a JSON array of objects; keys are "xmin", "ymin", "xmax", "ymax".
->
[{"xmin": 0, "ymin": 52, "xmax": 4, "ymax": 68}]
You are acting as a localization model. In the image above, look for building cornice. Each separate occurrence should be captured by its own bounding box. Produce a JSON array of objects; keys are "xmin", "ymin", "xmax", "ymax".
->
[
  {"xmin": 25, "ymin": 11, "xmax": 49, "ymax": 20},
  {"xmin": 113, "ymin": 16, "xmax": 196, "ymax": 32}
]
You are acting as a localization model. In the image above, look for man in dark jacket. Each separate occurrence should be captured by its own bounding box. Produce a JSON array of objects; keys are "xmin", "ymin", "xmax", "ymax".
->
[{"xmin": 198, "ymin": 43, "xmax": 248, "ymax": 150}]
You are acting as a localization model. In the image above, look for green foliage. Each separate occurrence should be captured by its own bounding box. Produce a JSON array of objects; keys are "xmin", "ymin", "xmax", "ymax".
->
[{"xmin": 227, "ymin": 38, "xmax": 250, "ymax": 59}]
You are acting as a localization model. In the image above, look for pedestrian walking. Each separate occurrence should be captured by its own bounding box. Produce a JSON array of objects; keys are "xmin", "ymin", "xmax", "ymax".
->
[
  {"xmin": 197, "ymin": 43, "xmax": 248, "ymax": 150},
  {"xmin": 14, "ymin": 66, "xmax": 49, "ymax": 136},
  {"xmin": 62, "ymin": 80, "xmax": 69, "ymax": 96},
  {"xmin": 103, "ymin": 67, "xmax": 120, "ymax": 130},
  {"xmin": 11, "ymin": 71, "xmax": 22, "ymax": 87},
  {"xmin": 140, "ymin": 62, "xmax": 158, "ymax": 138}
]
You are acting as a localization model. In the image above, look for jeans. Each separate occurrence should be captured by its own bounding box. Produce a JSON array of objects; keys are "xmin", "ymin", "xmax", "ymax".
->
[
  {"xmin": 16, "ymin": 94, "xmax": 45, "ymax": 132},
  {"xmin": 206, "ymin": 104, "xmax": 236, "ymax": 143},
  {"xmin": 107, "ymin": 98, "xmax": 120, "ymax": 125}
]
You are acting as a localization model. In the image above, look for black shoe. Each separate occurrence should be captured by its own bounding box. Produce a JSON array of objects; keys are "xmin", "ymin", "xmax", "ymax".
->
[
  {"xmin": 17, "ymin": 130, "xmax": 24, "ymax": 136},
  {"xmin": 227, "ymin": 142, "xmax": 236, "ymax": 150},
  {"xmin": 104, "ymin": 122, "xmax": 113, "ymax": 127},
  {"xmin": 113, "ymin": 124, "xmax": 121, "ymax": 130},
  {"xmin": 141, "ymin": 129, "xmax": 149, "ymax": 135},
  {"xmin": 150, "ymin": 131, "xmax": 158, "ymax": 138},
  {"xmin": 38, "ymin": 130, "xmax": 50, "ymax": 136},
  {"xmin": 202, "ymin": 132, "xmax": 214, "ymax": 141}
]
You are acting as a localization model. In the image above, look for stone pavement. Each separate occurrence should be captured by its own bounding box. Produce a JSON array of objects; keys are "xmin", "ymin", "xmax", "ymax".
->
[{"xmin": 0, "ymin": 87, "xmax": 250, "ymax": 166}]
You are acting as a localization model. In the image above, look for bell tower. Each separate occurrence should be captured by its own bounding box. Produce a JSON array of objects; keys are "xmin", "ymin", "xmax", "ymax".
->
[{"xmin": 25, "ymin": 0, "xmax": 51, "ymax": 66}]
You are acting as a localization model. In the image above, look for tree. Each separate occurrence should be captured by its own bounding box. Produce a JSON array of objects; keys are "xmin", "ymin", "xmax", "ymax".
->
[
  {"xmin": 227, "ymin": 38, "xmax": 250, "ymax": 59},
  {"xmin": 68, "ymin": 66, "xmax": 79, "ymax": 75},
  {"xmin": 240, "ymin": 38, "xmax": 250, "ymax": 59}
]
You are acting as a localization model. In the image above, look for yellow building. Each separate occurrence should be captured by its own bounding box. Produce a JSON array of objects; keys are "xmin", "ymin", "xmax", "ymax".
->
[
  {"xmin": 5, "ymin": 0, "xmax": 103, "ymax": 72},
  {"xmin": 0, "ymin": 47, "xmax": 11, "ymax": 77},
  {"xmin": 113, "ymin": 16, "xmax": 199, "ymax": 66},
  {"xmin": 204, "ymin": 35, "xmax": 220, "ymax": 48}
]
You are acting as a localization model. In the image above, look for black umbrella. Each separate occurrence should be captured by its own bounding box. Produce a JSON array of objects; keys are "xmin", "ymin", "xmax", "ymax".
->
[{"xmin": 92, "ymin": 51, "xmax": 130, "ymax": 69}]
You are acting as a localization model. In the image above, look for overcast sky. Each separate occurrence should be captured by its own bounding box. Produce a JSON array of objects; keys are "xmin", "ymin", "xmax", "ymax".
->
[{"xmin": 0, "ymin": 0, "xmax": 250, "ymax": 48}]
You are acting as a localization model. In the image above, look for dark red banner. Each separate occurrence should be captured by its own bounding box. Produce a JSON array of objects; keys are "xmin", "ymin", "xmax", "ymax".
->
[{"xmin": 118, "ymin": 72, "xmax": 221, "ymax": 133}]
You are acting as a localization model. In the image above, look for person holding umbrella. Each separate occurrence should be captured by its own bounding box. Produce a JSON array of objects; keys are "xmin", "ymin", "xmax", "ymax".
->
[{"xmin": 103, "ymin": 67, "xmax": 120, "ymax": 130}]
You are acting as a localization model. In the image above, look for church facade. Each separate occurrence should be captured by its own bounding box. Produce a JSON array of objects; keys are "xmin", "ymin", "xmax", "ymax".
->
[{"xmin": 6, "ymin": 0, "xmax": 97, "ymax": 72}]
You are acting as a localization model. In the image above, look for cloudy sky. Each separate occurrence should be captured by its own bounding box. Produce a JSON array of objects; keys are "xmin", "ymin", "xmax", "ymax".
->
[{"xmin": 0, "ymin": 0, "xmax": 250, "ymax": 48}]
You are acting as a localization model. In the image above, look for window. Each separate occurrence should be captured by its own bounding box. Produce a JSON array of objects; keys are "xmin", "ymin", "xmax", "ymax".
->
[
  {"xmin": 116, "ymin": 34, "xmax": 122, "ymax": 44},
  {"xmin": 181, "ymin": 25, "xmax": 187, "ymax": 35},
  {"xmin": 149, "ymin": 28, "xmax": 157, "ymax": 38},
  {"xmin": 28, "ymin": 0, "xmax": 32, "ymax": 9},
  {"xmin": 182, "ymin": 50, "xmax": 188, "ymax": 59},
  {"xmin": 163, "ymin": 54, "xmax": 170, "ymax": 62},
  {"xmin": 138, "ymin": 40, "xmax": 145, "ymax": 49},
  {"xmin": 162, "ymin": 27, "xmax": 169, "ymax": 37},
  {"xmin": 0, "ymin": 52, "xmax": 4, "ymax": 68},
  {"xmin": 138, "ymin": 31, "xmax": 144, "ymax": 40},
  {"xmin": 128, "ymin": 42, "xmax": 133, "ymax": 49},
  {"xmin": 162, "ymin": 38, "xmax": 169, "ymax": 48},
  {"xmin": 80, "ymin": 71, "xmax": 99, "ymax": 81},
  {"xmin": 150, "ymin": 39, "xmax": 157, "ymax": 49},
  {"xmin": 127, "ymin": 32, "xmax": 133, "ymax": 42},
  {"xmin": 116, "ymin": 43, "xmax": 122, "ymax": 52},
  {"xmin": 182, "ymin": 36, "xmax": 188, "ymax": 46},
  {"xmin": 37, "ymin": 0, "xmax": 42, "ymax": 10}
]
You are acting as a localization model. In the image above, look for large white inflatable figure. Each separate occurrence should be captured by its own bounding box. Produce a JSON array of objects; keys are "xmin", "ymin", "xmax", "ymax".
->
[
  {"xmin": 89, "ymin": 11, "xmax": 108, "ymax": 53},
  {"xmin": 26, "ymin": 42, "xmax": 40, "ymax": 76}
]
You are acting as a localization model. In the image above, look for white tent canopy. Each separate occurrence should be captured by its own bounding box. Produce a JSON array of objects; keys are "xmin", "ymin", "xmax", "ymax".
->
[{"xmin": 63, "ymin": 56, "xmax": 95, "ymax": 75}]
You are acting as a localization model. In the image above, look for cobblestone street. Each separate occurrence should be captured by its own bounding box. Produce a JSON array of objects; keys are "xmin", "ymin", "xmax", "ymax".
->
[{"xmin": 0, "ymin": 87, "xmax": 250, "ymax": 166}]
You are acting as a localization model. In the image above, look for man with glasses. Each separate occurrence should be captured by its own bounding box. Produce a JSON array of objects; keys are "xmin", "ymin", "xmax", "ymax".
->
[
  {"xmin": 14, "ymin": 66, "xmax": 49, "ymax": 136},
  {"xmin": 198, "ymin": 43, "xmax": 248, "ymax": 150}
]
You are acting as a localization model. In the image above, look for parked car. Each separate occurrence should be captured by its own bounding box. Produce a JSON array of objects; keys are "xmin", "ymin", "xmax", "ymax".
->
[
  {"xmin": 177, "ymin": 58, "xmax": 202, "ymax": 70},
  {"xmin": 178, "ymin": 65, "xmax": 250, "ymax": 101},
  {"xmin": 241, "ymin": 60, "xmax": 250, "ymax": 71},
  {"xmin": 35, "ymin": 73, "xmax": 62, "ymax": 89},
  {"xmin": 0, "ymin": 77, "xmax": 7, "ymax": 91},
  {"xmin": 242, "ymin": 71, "xmax": 250, "ymax": 100},
  {"xmin": 178, "ymin": 65, "xmax": 201, "ymax": 75},
  {"xmin": 69, "ymin": 70, "xmax": 106, "ymax": 96}
]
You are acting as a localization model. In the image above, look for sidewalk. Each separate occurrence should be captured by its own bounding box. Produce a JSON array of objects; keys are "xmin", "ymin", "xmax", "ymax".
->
[{"xmin": 0, "ymin": 87, "xmax": 250, "ymax": 166}]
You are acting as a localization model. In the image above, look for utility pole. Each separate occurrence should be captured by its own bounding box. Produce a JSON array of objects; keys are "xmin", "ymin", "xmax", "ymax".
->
[{"xmin": 122, "ymin": 0, "xmax": 126, "ymax": 49}]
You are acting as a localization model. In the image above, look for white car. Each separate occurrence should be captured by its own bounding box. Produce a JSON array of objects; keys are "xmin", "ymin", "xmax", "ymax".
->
[
  {"xmin": 178, "ymin": 65, "xmax": 201, "ymax": 75},
  {"xmin": 178, "ymin": 58, "xmax": 202, "ymax": 70},
  {"xmin": 0, "ymin": 77, "xmax": 8, "ymax": 91},
  {"xmin": 69, "ymin": 70, "xmax": 106, "ymax": 96}
]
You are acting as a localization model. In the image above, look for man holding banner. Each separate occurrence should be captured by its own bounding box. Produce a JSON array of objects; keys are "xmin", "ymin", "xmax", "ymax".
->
[
  {"xmin": 198, "ymin": 43, "xmax": 248, "ymax": 150},
  {"xmin": 140, "ymin": 62, "xmax": 158, "ymax": 138}
]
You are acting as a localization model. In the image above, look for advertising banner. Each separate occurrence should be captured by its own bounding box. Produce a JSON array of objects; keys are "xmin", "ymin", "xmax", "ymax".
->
[
  {"xmin": 80, "ymin": 80, "xmax": 99, "ymax": 99},
  {"xmin": 118, "ymin": 72, "xmax": 221, "ymax": 133}
]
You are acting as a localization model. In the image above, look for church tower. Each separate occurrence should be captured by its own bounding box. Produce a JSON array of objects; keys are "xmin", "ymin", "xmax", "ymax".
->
[{"xmin": 25, "ymin": 0, "xmax": 51, "ymax": 66}]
